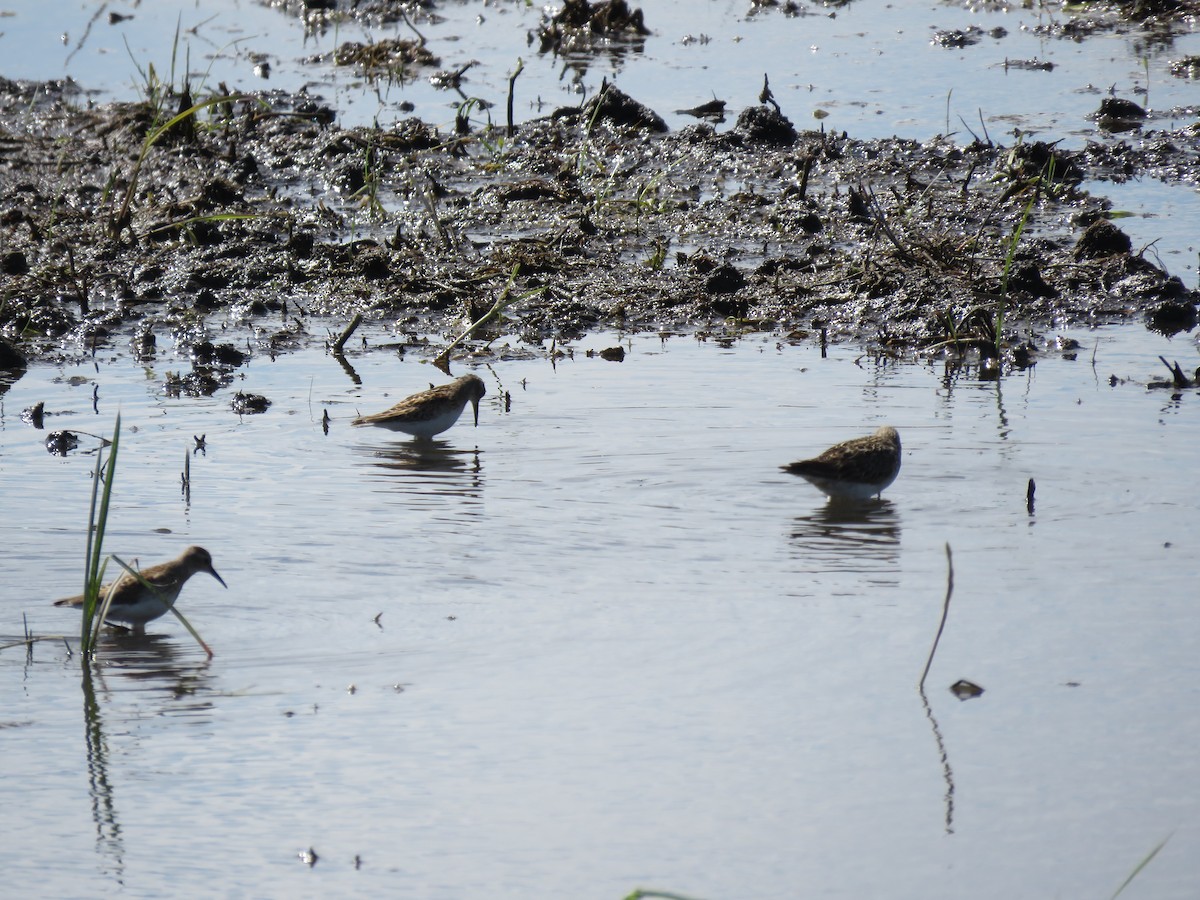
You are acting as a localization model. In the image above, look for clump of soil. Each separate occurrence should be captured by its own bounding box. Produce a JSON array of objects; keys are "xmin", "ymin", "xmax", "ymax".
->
[
  {"xmin": 537, "ymin": 0, "xmax": 650, "ymax": 53},
  {"xmin": 0, "ymin": 71, "xmax": 1196, "ymax": 374}
]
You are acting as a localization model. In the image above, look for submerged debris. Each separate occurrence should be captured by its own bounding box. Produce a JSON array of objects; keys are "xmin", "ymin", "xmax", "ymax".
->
[
  {"xmin": 333, "ymin": 38, "xmax": 439, "ymax": 74},
  {"xmin": 21, "ymin": 402, "xmax": 45, "ymax": 429},
  {"xmin": 231, "ymin": 392, "xmax": 272, "ymax": 415},
  {"xmin": 932, "ymin": 27, "xmax": 985, "ymax": 48},
  {"xmin": 1151, "ymin": 356, "xmax": 1200, "ymax": 390},
  {"xmin": 45, "ymin": 431, "xmax": 80, "ymax": 456},
  {"xmin": 950, "ymin": 679, "xmax": 984, "ymax": 701},
  {"xmin": 1095, "ymin": 97, "xmax": 1148, "ymax": 132}
]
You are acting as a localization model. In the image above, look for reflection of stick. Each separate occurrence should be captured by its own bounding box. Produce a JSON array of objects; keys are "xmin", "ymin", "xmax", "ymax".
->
[
  {"xmin": 182, "ymin": 449, "xmax": 191, "ymax": 505},
  {"xmin": 333, "ymin": 313, "xmax": 362, "ymax": 355},
  {"xmin": 917, "ymin": 684, "xmax": 956, "ymax": 834},
  {"xmin": 919, "ymin": 543, "xmax": 954, "ymax": 690}
]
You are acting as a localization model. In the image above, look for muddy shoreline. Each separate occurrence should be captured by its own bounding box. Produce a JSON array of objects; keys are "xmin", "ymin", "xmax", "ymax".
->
[{"xmin": 1, "ymin": 39, "xmax": 1197, "ymax": 380}]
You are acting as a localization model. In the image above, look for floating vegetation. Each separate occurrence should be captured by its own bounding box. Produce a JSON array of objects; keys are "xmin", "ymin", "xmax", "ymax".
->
[{"xmin": 333, "ymin": 38, "xmax": 438, "ymax": 76}]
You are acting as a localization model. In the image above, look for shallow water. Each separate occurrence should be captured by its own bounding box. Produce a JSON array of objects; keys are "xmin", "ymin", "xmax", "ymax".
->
[
  {"xmin": 5, "ymin": 0, "xmax": 1198, "ymax": 143},
  {"xmin": 3, "ymin": 324, "xmax": 1200, "ymax": 898}
]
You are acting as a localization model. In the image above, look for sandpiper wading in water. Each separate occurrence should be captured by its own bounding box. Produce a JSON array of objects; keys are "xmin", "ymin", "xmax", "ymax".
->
[
  {"xmin": 782, "ymin": 426, "xmax": 902, "ymax": 501},
  {"xmin": 351, "ymin": 374, "xmax": 486, "ymax": 439},
  {"xmin": 53, "ymin": 545, "xmax": 227, "ymax": 633}
]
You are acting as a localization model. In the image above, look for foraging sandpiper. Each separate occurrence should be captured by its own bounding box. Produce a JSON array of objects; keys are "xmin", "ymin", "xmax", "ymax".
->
[
  {"xmin": 782, "ymin": 426, "xmax": 902, "ymax": 501},
  {"xmin": 352, "ymin": 373, "xmax": 486, "ymax": 439},
  {"xmin": 54, "ymin": 545, "xmax": 227, "ymax": 633}
]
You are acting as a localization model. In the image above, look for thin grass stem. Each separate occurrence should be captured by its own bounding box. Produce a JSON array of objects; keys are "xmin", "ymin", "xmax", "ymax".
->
[
  {"xmin": 80, "ymin": 414, "xmax": 121, "ymax": 657},
  {"xmin": 1110, "ymin": 833, "xmax": 1172, "ymax": 899},
  {"xmin": 109, "ymin": 554, "xmax": 214, "ymax": 657},
  {"xmin": 433, "ymin": 264, "xmax": 544, "ymax": 370}
]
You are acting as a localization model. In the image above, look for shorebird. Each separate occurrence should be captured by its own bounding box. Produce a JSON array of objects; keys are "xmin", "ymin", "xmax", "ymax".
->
[
  {"xmin": 53, "ymin": 545, "xmax": 226, "ymax": 633},
  {"xmin": 351, "ymin": 373, "xmax": 486, "ymax": 439},
  {"xmin": 782, "ymin": 426, "xmax": 902, "ymax": 501}
]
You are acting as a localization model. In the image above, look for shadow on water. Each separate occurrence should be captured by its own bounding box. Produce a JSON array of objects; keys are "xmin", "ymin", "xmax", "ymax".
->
[{"xmin": 787, "ymin": 499, "xmax": 901, "ymax": 579}]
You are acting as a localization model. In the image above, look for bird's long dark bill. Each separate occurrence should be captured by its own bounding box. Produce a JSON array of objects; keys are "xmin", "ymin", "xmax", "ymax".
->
[
  {"xmin": 210, "ymin": 569, "xmax": 228, "ymax": 589},
  {"xmin": 472, "ymin": 400, "xmax": 480, "ymax": 427}
]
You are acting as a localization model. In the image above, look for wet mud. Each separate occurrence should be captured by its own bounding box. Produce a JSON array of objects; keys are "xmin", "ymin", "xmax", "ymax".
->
[{"xmin": 1, "ymin": 1, "xmax": 1198, "ymax": 382}]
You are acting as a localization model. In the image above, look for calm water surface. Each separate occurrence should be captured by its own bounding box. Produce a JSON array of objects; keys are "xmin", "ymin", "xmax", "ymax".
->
[{"xmin": 3, "ymin": 325, "xmax": 1200, "ymax": 898}]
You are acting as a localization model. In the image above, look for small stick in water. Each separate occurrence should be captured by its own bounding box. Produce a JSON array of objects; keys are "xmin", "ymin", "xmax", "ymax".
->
[{"xmin": 919, "ymin": 544, "xmax": 955, "ymax": 691}]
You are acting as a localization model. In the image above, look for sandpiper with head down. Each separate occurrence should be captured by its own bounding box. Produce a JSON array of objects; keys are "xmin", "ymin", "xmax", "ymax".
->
[
  {"xmin": 352, "ymin": 373, "xmax": 486, "ymax": 440},
  {"xmin": 782, "ymin": 426, "xmax": 902, "ymax": 501},
  {"xmin": 53, "ymin": 545, "xmax": 227, "ymax": 633}
]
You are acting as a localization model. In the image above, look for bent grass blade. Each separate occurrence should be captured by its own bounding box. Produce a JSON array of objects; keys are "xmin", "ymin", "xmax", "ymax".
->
[{"xmin": 110, "ymin": 555, "xmax": 214, "ymax": 659}]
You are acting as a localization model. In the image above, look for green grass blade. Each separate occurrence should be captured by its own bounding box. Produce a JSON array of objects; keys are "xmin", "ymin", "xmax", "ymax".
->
[
  {"xmin": 111, "ymin": 95, "xmax": 261, "ymax": 237},
  {"xmin": 80, "ymin": 446, "xmax": 104, "ymax": 652},
  {"xmin": 80, "ymin": 414, "xmax": 120, "ymax": 656},
  {"xmin": 92, "ymin": 413, "xmax": 120, "ymax": 579},
  {"xmin": 90, "ymin": 562, "xmax": 116, "ymax": 649},
  {"xmin": 1110, "ymin": 833, "xmax": 1172, "ymax": 899},
  {"xmin": 168, "ymin": 606, "xmax": 214, "ymax": 659},
  {"xmin": 109, "ymin": 554, "xmax": 214, "ymax": 657}
]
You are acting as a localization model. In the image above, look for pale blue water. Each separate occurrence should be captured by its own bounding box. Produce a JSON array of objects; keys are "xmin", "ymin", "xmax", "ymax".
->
[
  {"xmin": 2, "ymin": 0, "xmax": 1197, "ymax": 143},
  {"xmin": 3, "ymin": 325, "xmax": 1200, "ymax": 898}
]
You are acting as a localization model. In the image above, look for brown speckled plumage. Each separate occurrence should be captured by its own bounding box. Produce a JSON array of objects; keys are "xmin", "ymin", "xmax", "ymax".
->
[
  {"xmin": 54, "ymin": 546, "xmax": 226, "ymax": 632},
  {"xmin": 352, "ymin": 374, "xmax": 486, "ymax": 439},
  {"xmin": 783, "ymin": 426, "xmax": 901, "ymax": 500}
]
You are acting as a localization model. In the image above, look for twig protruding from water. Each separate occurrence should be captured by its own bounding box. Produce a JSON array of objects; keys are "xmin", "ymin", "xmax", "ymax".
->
[
  {"xmin": 507, "ymin": 58, "xmax": 524, "ymax": 138},
  {"xmin": 919, "ymin": 543, "xmax": 955, "ymax": 690},
  {"xmin": 333, "ymin": 313, "xmax": 363, "ymax": 355}
]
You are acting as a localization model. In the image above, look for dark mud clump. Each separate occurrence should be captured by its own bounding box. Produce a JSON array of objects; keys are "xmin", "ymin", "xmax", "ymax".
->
[
  {"xmin": 0, "ymin": 71, "xmax": 1196, "ymax": 374},
  {"xmin": 537, "ymin": 0, "xmax": 650, "ymax": 54}
]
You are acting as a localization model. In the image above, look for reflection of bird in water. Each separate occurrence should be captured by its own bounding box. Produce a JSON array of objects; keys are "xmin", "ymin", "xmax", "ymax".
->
[
  {"xmin": 782, "ymin": 426, "xmax": 901, "ymax": 501},
  {"xmin": 355, "ymin": 440, "xmax": 485, "ymax": 512},
  {"xmin": 360, "ymin": 440, "xmax": 482, "ymax": 474},
  {"xmin": 87, "ymin": 631, "xmax": 217, "ymax": 718},
  {"xmin": 352, "ymin": 374, "xmax": 486, "ymax": 439},
  {"xmin": 788, "ymin": 499, "xmax": 901, "ymax": 577},
  {"xmin": 53, "ymin": 546, "xmax": 226, "ymax": 633}
]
